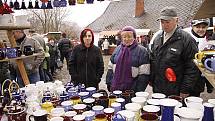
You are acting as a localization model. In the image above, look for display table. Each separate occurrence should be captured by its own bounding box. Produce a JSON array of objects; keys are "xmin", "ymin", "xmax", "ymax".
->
[{"xmin": 193, "ymin": 59, "xmax": 215, "ymax": 87}]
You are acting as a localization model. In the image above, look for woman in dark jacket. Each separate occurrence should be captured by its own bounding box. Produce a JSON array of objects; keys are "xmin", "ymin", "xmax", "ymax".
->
[{"xmin": 68, "ymin": 28, "xmax": 104, "ymax": 89}]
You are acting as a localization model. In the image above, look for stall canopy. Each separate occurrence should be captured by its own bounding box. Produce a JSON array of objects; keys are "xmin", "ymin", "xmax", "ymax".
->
[{"xmin": 194, "ymin": 0, "xmax": 215, "ymax": 19}]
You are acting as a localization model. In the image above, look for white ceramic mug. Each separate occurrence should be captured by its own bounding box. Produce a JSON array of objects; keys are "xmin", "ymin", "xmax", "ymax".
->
[
  {"xmin": 125, "ymin": 103, "xmax": 141, "ymax": 121},
  {"xmin": 184, "ymin": 96, "xmax": 203, "ymax": 110},
  {"xmin": 118, "ymin": 110, "xmax": 135, "ymax": 121},
  {"xmin": 151, "ymin": 93, "xmax": 166, "ymax": 99},
  {"xmin": 50, "ymin": 116, "xmax": 64, "ymax": 121},
  {"xmin": 135, "ymin": 91, "xmax": 149, "ymax": 99},
  {"xmin": 131, "ymin": 96, "xmax": 146, "ymax": 107}
]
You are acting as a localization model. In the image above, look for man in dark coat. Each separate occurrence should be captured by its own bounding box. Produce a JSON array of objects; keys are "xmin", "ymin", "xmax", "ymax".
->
[
  {"xmin": 150, "ymin": 6, "xmax": 200, "ymax": 98},
  {"xmin": 68, "ymin": 29, "xmax": 104, "ymax": 89}
]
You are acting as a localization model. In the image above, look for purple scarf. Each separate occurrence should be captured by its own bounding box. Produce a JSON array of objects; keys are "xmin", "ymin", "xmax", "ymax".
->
[{"xmin": 111, "ymin": 41, "xmax": 138, "ymax": 91}]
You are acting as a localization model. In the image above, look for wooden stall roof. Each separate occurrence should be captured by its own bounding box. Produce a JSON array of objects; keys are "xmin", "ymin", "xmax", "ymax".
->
[{"xmin": 194, "ymin": 0, "xmax": 215, "ymax": 19}]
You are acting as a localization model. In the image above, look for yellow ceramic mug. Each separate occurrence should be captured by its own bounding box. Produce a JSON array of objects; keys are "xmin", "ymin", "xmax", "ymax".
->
[
  {"xmin": 195, "ymin": 51, "xmax": 205, "ymax": 63},
  {"xmin": 41, "ymin": 102, "xmax": 54, "ymax": 113}
]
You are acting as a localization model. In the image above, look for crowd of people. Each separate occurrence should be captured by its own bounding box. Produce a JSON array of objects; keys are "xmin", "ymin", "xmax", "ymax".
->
[{"xmin": 0, "ymin": 6, "xmax": 214, "ymax": 99}]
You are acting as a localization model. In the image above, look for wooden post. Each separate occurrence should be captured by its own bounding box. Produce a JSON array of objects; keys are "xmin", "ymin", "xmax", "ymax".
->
[{"xmin": 7, "ymin": 30, "xmax": 30, "ymax": 85}]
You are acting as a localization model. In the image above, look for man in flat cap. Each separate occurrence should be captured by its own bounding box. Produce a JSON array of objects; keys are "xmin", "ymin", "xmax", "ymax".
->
[{"xmin": 149, "ymin": 6, "xmax": 200, "ymax": 98}]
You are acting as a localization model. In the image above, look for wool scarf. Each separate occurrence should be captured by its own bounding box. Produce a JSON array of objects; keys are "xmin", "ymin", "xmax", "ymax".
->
[{"xmin": 111, "ymin": 41, "xmax": 138, "ymax": 91}]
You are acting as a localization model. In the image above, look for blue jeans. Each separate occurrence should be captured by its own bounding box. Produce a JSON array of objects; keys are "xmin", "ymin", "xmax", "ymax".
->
[{"xmin": 12, "ymin": 70, "xmax": 40, "ymax": 87}]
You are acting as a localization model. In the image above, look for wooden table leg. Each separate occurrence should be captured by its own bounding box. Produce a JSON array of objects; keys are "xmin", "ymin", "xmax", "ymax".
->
[{"xmin": 7, "ymin": 30, "xmax": 30, "ymax": 85}]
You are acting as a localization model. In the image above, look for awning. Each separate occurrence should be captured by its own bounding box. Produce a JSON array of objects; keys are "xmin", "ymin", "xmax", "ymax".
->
[{"xmin": 194, "ymin": 0, "xmax": 215, "ymax": 19}]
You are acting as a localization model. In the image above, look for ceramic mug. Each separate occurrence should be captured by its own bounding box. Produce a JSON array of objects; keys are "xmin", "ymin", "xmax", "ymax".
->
[
  {"xmin": 131, "ymin": 96, "xmax": 146, "ymax": 107},
  {"xmin": 83, "ymin": 98, "xmax": 95, "ymax": 111},
  {"xmin": 61, "ymin": 101, "xmax": 72, "ymax": 112},
  {"xmin": 23, "ymin": 45, "xmax": 34, "ymax": 56},
  {"xmin": 109, "ymin": 95, "xmax": 117, "ymax": 107},
  {"xmin": 112, "ymin": 90, "xmax": 122, "ymax": 98},
  {"xmin": 204, "ymin": 58, "xmax": 215, "ymax": 72},
  {"xmin": 115, "ymin": 98, "xmax": 125, "ymax": 110},
  {"xmin": 151, "ymin": 93, "xmax": 166, "ymax": 99},
  {"xmin": 135, "ymin": 91, "xmax": 149, "ymax": 99},
  {"xmin": 29, "ymin": 109, "xmax": 47, "ymax": 121},
  {"xmin": 71, "ymin": 96, "xmax": 82, "ymax": 105},
  {"xmin": 139, "ymin": 113, "xmax": 159, "ymax": 121},
  {"xmin": 86, "ymin": 87, "xmax": 96, "ymax": 96},
  {"xmin": 94, "ymin": 114, "xmax": 107, "ymax": 121},
  {"xmin": 50, "ymin": 116, "xmax": 64, "ymax": 121},
  {"xmin": 73, "ymin": 104, "xmax": 87, "ymax": 114},
  {"xmin": 50, "ymin": 108, "xmax": 65, "ymax": 117},
  {"xmin": 73, "ymin": 114, "xmax": 86, "ymax": 121},
  {"xmin": 125, "ymin": 103, "xmax": 142, "ymax": 121},
  {"xmin": 64, "ymin": 111, "xmax": 77, "ymax": 121},
  {"xmin": 0, "ymin": 48, "xmax": 6, "ymax": 60},
  {"xmin": 92, "ymin": 105, "xmax": 104, "ymax": 115},
  {"xmin": 184, "ymin": 96, "xmax": 203, "ymax": 110},
  {"xmin": 111, "ymin": 102, "xmax": 121, "ymax": 114},
  {"xmin": 104, "ymin": 108, "xmax": 115, "ymax": 121},
  {"xmin": 176, "ymin": 107, "xmax": 202, "ymax": 121},
  {"xmin": 142, "ymin": 105, "xmax": 160, "ymax": 116},
  {"xmin": 118, "ymin": 110, "xmax": 135, "ymax": 121},
  {"xmin": 82, "ymin": 110, "xmax": 95, "ymax": 121},
  {"xmin": 6, "ymin": 47, "xmax": 17, "ymax": 58}
]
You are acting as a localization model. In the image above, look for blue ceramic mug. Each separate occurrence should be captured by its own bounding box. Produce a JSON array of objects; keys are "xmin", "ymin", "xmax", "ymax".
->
[
  {"xmin": 204, "ymin": 58, "xmax": 215, "ymax": 72},
  {"xmin": 6, "ymin": 47, "xmax": 17, "ymax": 58}
]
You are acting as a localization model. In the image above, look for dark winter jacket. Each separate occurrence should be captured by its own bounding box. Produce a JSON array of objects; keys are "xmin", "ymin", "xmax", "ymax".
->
[
  {"xmin": 0, "ymin": 62, "xmax": 10, "ymax": 84},
  {"xmin": 68, "ymin": 29, "xmax": 104, "ymax": 88},
  {"xmin": 150, "ymin": 27, "xmax": 200, "ymax": 96},
  {"xmin": 58, "ymin": 38, "xmax": 73, "ymax": 53},
  {"xmin": 106, "ymin": 44, "xmax": 150, "ymax": 92}
]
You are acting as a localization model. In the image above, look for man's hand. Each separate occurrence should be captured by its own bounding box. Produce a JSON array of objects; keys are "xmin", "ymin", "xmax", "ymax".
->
[{"xmin": 180, "ymin": 93, "xmax": 189, "ymax": 99}]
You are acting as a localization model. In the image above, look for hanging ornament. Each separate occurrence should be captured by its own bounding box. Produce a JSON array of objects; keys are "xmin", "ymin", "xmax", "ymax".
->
[
  {"xmin": 9, "ymin": 0, "xmax": 13, "ymax": 8},
  {"xmin": 86, "ymin": 0, "xmax": 94, "ymax": 4},
  {"xmin": 0, "ymin": 0, "xmax": 14, "ymax": 14},
  {"xmin": 46, "ymin": 0, "xmax": 53, "ymax": 9},
  {"xmin": 40, "ymin": 0, "xmax": 48, "ymax": 3},
  {"xmin": 53, "ymin": 0, "xmax": 60, "ymax": 7},
  {"xmin": 60, "ymin": 0, "xmax": 67, "ymax": 7},
  {"xmin": 97, "ymin": 0, "xmax": 104, "ymax": 1},
  {"xmin": 68, "ymin": 0, "xmax": 75, "ymax": 5},
  {"xmin": 34, "ymin": 0, "xmax": 40, "ymax": 9},
  {"xmin": 13, "ymin": 0, "xmax": 20, "ymax": 10},
  {"xmin": 40, "ymin": 2, "xmax": 46, "ymax": 9},
  {"xmin": 77, "ymin": 0, "xmax": 85, "ymax": 4},
  {"xmin": 20, "ymin": 0, "xmax": 26, "ymax": 9},
  {"xmin": 28, "ymin": 0, "xmax": 33, "ymax": 9}
]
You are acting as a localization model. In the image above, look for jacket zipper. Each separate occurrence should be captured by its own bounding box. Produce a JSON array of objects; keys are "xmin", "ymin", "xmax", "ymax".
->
[{"xmin": 86, "ymin": 48, "xmax": 88, "ymax": 83}]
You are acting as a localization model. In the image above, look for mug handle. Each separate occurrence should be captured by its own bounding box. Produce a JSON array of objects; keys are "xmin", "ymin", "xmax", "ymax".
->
[
  {"xmin": 184, "ymin": 97, "xmax": 188, "ymax": 107},
  {"xmin": 204, "ymin": 59, "xmax": 213, "ymax": 71},
  {"xmin": 195, "ymin": 53, "xmax": 200, "ymax": 60},
  {"xmin": 28, "ymin": 115, "xmax": 34, "ymax": 121}
]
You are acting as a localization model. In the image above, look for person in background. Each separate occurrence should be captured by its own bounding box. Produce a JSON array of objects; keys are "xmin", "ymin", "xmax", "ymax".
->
[
  {"xmin": 184, "ymin": 19, "xmax": 214, "ymax": 93},
  {"xmin": 58, "ymin": 33, "xmax": 73, "ymax": 67},
  {"xmin": 149, "ymin": 6, "xmax": 200, "ymax": 97},
  {"xmin": 102, "ymin": 39, "xmax": 109, "ymax": 55},
  {"xmin": 11, "ymin": 30, "xmax": 45, "ymax": 87},
  {"xmin": 115, "ymin": 31, "xmax": 121, "ymax": 46},
  {"xmin": 43, "ymin": 45, "xmax": 54, "ymax": 82},
  {"xmin": 0, "ymin": 40, "xmax": 10, "ymax": 85},
  {"xmin": 28, "ymin": 29, "xmax": 46, "ymax": 81},
  {"xmin": 47, "ymin": 37, "xmax": 61, "ymax": 77},
  {"xmin": 68, "ymin": 28, "xmax": 104, "ymax": 89},
  {"xmin": 106, "ymin": 26, "xmax": 150, "ymax": 92}
]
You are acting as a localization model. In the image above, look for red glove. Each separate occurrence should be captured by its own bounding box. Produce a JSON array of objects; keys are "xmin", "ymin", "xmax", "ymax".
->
[{"xmin": 165, "ymin": 68, "xmax": 176, "ymax": 82}]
